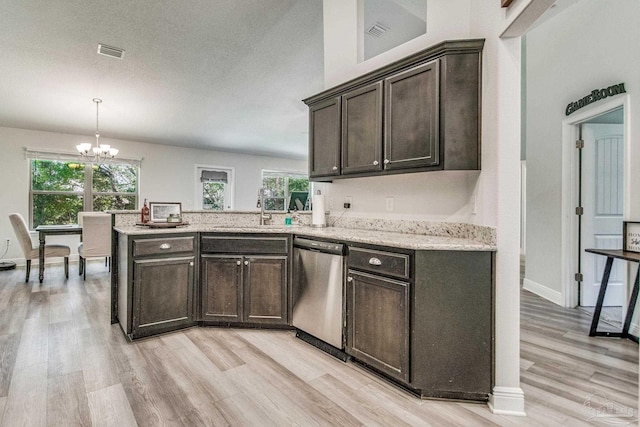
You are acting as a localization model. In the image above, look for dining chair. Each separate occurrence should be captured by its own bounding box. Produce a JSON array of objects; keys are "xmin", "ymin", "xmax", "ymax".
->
[
  {"xmin": 9, "ymin": 213, "xmax": 70, "ymax": 282},
  {"xmin": 78, "ymin": 213, "xmax": 112, "ymax": 280}
]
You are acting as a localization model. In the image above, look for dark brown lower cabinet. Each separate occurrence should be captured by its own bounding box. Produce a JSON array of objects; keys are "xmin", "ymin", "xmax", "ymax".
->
[
  {"xmin": 200, "ymin": 242, "xmax": 289, "ymax": 326},
  {"xmin": 244, "ymin": 256, "xmax": 288, "ymax": 324},
  {"xmin": 133, "ymin": 256, "xmax": 195, "ymax": 336},
  {"xmin": 346, "ymin": 270, "xmax": 410, "ymax": 383},
  {"xmin": 346, "ymin": 245, "xmax": 494, "ymax": 401},
  {"xmin": 411, "ymin": 250, "xmax": 493, "ymax": 400},
  {"xmin": 201, "ymin": 255, "xmax": 243, "ymax": 323},
  {"xmin": 116, "ymin": 233, "xmax": 198, "ymax": 340}
]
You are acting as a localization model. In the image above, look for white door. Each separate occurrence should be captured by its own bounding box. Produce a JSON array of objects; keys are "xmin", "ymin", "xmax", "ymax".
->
[{"xmin": 580, "ymin": 124, "xmax": 625, "ymax": 306}]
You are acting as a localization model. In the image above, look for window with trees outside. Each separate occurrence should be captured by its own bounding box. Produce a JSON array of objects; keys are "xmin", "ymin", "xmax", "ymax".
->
[
  {"xmin": 261, "ymin": 170, "xmax": 310, "ymax": 211},
  {"xmin": 197, "ymin": 167, "xmax": 233, "ymax": 210},
  {"xmin": 30, "ymin": 159, "xmax": 138, "ymax": 228}
]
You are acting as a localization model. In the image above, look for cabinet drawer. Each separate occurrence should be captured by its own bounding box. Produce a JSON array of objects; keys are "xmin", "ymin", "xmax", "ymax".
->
[
  {"xmin": 201, "ymin": 236, "xmax": 288, "ymax": 255},
  {"xmin": 348, "ymin": 247, "xmax": 410, "ymax": 280},
  {"xmin": 133, "ymin": 236, "xmax": 195, "ymax": 257}
]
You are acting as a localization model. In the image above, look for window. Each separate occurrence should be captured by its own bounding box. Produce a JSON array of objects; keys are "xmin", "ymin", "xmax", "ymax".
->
[
  {"xmin": 261, "ymin": 170, "xmax": 310, "ymax": 211},
  {"xmin": 196, "ymin": 166, "xmax": 234, "ymax": 210},
  {"xmin": 30, "ymin": 159, "xmax": 138, "ymax": 227}
]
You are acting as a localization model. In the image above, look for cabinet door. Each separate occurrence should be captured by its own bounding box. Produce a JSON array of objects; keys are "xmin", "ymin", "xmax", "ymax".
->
[
  {"xmin": 384, "ymin": 59, "xmax": 439, "ymax": 170},
  {"xmin": 201, "ymin": 255, "xmax": 243, "ymax": 323},
  {"xmin": 309, "ymin": 97, "xmax": 341, "ymax": 178},
  {"xmin": 346, "ymin": 270, "xmax": 410, "ymax": 383},
  {"xmin": 341, "ymin": 82, "xmax": 383, "ymax": 174},
  {"xmin": 132, "ymin": 256, "xmax": 194, "ymax": 337},
  {"xmin": 243, "ymin": 256, "xmax": 288, "ymax": 325}
]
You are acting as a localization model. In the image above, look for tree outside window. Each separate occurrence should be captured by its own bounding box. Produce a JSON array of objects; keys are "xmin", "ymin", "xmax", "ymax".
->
[
  {"xmin": 30, "ymin": 159, "xmax": 138, "ymax": 227},
  {"xmin": 203, "ymin": 182, "xmax": 225, "ymax": 210},
  {"xmin": 261, "ymin": 171, "xmax": 310, "ymax": 211}
]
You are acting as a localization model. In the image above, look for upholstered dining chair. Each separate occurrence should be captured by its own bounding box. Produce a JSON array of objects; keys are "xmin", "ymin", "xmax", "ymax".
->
[
  {"xmin": 78, "ymin": 213, "xmax": 112, "ymax": 280},
  {"xmin": 9, "ymin": 213, "xmax": 70, "ymax": 282}
]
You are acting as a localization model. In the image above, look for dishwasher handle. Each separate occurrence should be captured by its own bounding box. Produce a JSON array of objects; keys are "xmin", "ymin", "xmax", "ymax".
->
[{"xmin": 293, "ymin": 237, "xmax": 345, "ymax": 255}]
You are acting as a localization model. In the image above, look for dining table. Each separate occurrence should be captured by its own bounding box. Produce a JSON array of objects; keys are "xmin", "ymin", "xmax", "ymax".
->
[{"xmin": 34, "ymin": 224, "xmax": 82, "ymax": 283}]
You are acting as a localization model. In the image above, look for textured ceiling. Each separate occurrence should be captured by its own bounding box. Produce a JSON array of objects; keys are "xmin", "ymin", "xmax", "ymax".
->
[{"xmin": 0, "ymin": 0, "xmax": 324, "ymax": 160}]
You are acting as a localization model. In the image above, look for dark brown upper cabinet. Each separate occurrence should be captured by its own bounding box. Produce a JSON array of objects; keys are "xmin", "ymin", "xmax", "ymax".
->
[
  {"xmin": 341, "ymin": 81, "xmax": 383, "ymax": 174},
  {"xmin": 303, "ymin": 39, "xmax": 483, "ymax": 182},
  {"xmin": 309, "ymin": 97, "xmax": 341, "ymax": 178},
  {"xmin": 384, "ymin": 60, "xmax": 439, "ymax": 170}
]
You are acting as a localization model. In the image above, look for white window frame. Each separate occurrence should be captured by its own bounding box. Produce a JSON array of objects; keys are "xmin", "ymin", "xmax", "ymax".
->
[{"xmin": 194, "ymin": 165, "xmax": 235, "ymax": 210}]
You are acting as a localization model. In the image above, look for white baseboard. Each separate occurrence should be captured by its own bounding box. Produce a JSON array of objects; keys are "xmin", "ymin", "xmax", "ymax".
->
[
  {"xmin": 523, "ymin": 278, "xmax": 563, "ymax": 306},
  {"xmin": 3, "ymin": 255, "xmax": 81, "ymax": 267},
  {"xmin": 630, "ymin": 322, "xmax": 639, "ymax": 337},
  {"xmin": 489, "ymin": 386, "xmax": 526, "ymax": 416}
]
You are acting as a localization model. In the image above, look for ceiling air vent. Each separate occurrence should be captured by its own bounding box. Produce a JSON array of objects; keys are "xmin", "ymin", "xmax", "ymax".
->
[
  {"xmin": 97, "ymin": 43, "xmax": 125, "ymax": 59},
  {"xmin": 366, "ymin": 23, "xmax": 389, "ymax": 37}
]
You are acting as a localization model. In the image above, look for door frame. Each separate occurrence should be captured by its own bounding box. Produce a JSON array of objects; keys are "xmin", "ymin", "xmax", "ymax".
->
[{"xmin": 561, "ymin": 95, "xmax": 630, "ymax": 307}]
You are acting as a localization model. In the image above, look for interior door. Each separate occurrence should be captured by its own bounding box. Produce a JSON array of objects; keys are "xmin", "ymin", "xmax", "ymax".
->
[{"xmin": 580, "ymin": 124, "xmax": 625, "ymax": 306}]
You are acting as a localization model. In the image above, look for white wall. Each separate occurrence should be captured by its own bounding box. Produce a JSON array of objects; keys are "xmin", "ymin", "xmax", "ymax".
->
[
  {"xmin": 0, "ymin": 126, "xmax": 305, "ymax": 262},
  {"xmin": 317, "ymin": 171, "xmax": 479, "ymax": 221},
  {"xmin": 322, "ymin": 0, "xmax": 526, "ymax": 415},
  {"xmin": 524, "ymin": 0, "xmax": 640, "ymax": 299},
  {"xmin": 323, "ymin": 0, "xmax": 471, "ymax": 87}
]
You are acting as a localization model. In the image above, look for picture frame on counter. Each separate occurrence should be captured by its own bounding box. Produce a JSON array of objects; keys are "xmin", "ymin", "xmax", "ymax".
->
[
  {"xmin": 623, "ymin": 221, "xmax": 640, "ymax": 253},
  {"xmin": 149, "ymin": 202, "xmax": 182, "ymax": 222}
]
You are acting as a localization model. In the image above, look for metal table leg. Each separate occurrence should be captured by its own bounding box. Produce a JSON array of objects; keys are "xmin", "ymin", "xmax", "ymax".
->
[
  {"xmin": 589, "ymin": 256, "xmax": 614, "ymax": 336},
  {"xmin": 621, "ymin": 265, "xmax": 640, "ymax": 343}
]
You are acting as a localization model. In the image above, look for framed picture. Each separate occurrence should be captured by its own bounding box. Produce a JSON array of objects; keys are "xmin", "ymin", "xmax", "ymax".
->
[
  {"xmin": 623, "ymin": 221, "xmax": 640, "ymax": 253},
  {"xmin": 149, "ymin": 202, "xmax": 182, "ymax": 222}
]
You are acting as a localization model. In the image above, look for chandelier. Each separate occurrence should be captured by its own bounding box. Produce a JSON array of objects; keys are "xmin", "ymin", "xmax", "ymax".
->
[{"xmin": 76, "ymin": 98, "xmax": 118, "ymax": 162}]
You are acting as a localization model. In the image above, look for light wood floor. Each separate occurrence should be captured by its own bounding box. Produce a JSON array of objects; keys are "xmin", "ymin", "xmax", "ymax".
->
[{"xmin": 0, "ymin": 262, "xmax": 637, "ymax": 426}]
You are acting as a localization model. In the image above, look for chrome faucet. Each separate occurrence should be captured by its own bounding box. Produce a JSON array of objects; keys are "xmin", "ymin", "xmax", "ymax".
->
[{"xmin": 258, "ymin": 188, "xmax": 272, "ymax": 226}]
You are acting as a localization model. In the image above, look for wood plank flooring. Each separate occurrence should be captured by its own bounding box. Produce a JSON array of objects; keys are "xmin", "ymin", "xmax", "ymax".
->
[{"xmin": 0, "ymin": 262, "xmax": 637, "ymax": 426}]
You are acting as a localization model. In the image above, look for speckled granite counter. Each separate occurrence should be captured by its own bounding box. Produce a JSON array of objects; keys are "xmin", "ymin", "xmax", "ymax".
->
[{"xmin": 113, "ymin": 223, "xmax": 495, "ymax": 251}]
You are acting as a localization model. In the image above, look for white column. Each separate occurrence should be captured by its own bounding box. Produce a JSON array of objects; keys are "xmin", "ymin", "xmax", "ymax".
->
[{"xmin": 488, "ymin": 36, "xmax": 526, "ymax": 416}]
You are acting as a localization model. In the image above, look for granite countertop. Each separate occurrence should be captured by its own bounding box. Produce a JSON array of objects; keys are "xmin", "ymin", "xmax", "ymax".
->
[{"xmin": 114, "ymin": 224, "xmax": 496, "ymax": 251}]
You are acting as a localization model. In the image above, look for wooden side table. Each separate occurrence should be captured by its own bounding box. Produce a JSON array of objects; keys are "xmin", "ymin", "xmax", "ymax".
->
[{"xmin": 584, "ymin": 248, "xmax": 639, "ymax": 343}]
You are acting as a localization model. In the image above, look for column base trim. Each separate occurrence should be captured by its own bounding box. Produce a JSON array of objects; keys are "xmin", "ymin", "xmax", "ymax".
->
[{"xmin": 489, "ymin": 386, "xmax": 526, "ymax": 416}]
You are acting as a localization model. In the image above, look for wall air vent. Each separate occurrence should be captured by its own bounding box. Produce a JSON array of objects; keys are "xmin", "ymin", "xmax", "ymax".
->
[
  {"xmin": 366, "ymin": 23, "xmax": 389, "ymax": 37},
  {"xmin": 97, "ymin": 43, "xmax": 125, "ymax": 59}
]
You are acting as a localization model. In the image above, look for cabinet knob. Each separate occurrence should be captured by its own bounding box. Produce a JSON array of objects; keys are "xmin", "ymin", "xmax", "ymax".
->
[
  {"xmin": 189, "ymin": 262, "xmax": 194, "ymax": 267},
  {"xmin": 383, "ymin": 159, "xmax": 390, "ymax": 165},
  {"xmin": 368, "ymin": 257, "xmax": 382, "ymax": 266},
  {"xmin": 236, "ymin": 260, "xmax": 241, "ymax": 266},
  {"xmin": 373, "ymin": 160, "xmax": 379, "ymax": 166},
  {"xmin": 347, "ymin": 276, "xmax": 353, "ymax": 282},
  {"xmin": 244, "ymin": 260, "xmax": 249, "ymax": 266},
  {"xmin": 159, "ymin": 243, "xmax": 171, "ymax": 250},
  {"xmin": 332, "ymin": 166, "xmax": 338, "ymax": 171}
]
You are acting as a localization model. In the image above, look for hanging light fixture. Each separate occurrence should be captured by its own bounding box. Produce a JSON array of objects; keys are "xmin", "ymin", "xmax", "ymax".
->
[{"xmin": 76, "ymin": 98, "xmax": 118, "ymax": 162}]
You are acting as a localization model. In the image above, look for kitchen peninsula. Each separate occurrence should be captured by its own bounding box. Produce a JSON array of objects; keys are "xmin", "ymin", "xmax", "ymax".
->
[{"xmin": 111, "ymin": 210, "xmax": 495, "ymax": 401}]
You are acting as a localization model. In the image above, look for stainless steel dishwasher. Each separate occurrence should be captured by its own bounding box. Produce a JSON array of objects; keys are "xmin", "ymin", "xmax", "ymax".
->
[{"xmin": 292, "ymin": 237, "xmax": 347, "ymax": 359}]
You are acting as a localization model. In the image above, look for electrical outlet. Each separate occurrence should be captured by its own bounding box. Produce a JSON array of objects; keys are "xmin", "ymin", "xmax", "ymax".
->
[
  {"xmin": 344, "ymin": 196, "xmax": 352, "ymax": 209},
  {"xmin": 385, "ymin": 196, "xmax": 394, "ymax": 212}
]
